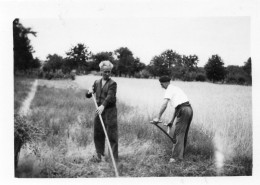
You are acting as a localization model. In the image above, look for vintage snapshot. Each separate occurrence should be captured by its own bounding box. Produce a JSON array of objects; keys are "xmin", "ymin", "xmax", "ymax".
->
[{"xmin": 10, "ymin": 0, "xmax": 255, "ymax": 181}]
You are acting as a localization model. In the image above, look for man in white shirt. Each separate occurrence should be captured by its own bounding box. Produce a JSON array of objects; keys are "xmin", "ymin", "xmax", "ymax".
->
[{"xmin": 153, "ymin": 76, "xmax": 193, "ymax": 163}]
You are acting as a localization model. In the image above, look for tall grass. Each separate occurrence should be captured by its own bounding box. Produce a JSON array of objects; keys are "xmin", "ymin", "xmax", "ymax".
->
[
  {"xmin": 76, "ymin": 75, "xmax": 252, "ymax": 174},
  {"xmin": 14, "ymin": 77, "xmax": 34, "ymax": 113},
  {"xmin": 76, "ymin": 76, "xmax": 252, "ymax": 158},
  {"xmin": 15, "ymin": 76, "xmax": 252, "ymax": 177}
]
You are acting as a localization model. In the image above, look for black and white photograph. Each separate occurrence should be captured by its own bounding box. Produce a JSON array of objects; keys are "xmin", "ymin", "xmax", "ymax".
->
[{"xmin": 1, "ymin": 0, "xmax": 260, "ymax": 184}]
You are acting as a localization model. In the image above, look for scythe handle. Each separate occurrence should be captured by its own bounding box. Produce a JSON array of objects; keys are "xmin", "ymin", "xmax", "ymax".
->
[{"xmin": 92, "ymin": 93, "xmax": 119, "ymax": 177}]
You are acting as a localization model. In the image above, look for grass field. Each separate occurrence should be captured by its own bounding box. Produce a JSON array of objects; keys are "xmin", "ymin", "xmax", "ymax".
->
[
  {"xmin": 14, "ymin": 77, "xmax": 35, "ymax": 114},
  {"xmin": 14, "ymin": 76, "xmax": 252, "ymax": 177}
]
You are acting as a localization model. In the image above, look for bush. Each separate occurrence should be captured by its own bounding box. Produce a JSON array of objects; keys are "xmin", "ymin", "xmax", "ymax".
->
[
  {"xmin": 195, "ymin": 73, "xmax": 206, "ymax": 82},
  {"xmin": 225, "ymin": 74, "xmax": 247, "ymax": 85},
  {"xmin": 182, "ymin": 72, "xmax": 197, "ymax": 81},
  {"xmin": 70, "ymin": 73, "xmax": 76, "ymax": 80},
  {"xmin": 37, "ymin": 70, "xmax": 77, "ymax": 80},
  {"xmin": 140, "ymin": 69, "xmax": 151, "ymax": 79},
  {"xmin": 38, "ymin": 71, "xmax": 44, "ymax": 79},
  {"xmin": 14, "ymin": 114, "xmax": 44, "ymax": 169},
  {"xmin": 134, "ymin": 72, "xmax": 141, "ymax": 79},
  {"xmin": 226, "ymin": 75, "xmax": 237, "ymax": 84},
  {"xmin": 45, "ymin": 72, "xmax": 54, "ymax": 80},
  {"xmin": 238, "ymin": 76, "xmax": 246, "ymax": 85}
]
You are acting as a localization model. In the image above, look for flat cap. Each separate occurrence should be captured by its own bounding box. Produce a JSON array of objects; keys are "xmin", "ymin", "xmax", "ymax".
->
[{"xmin": 159, "ymin": 76, "xmax": 171, "ymax": 83}]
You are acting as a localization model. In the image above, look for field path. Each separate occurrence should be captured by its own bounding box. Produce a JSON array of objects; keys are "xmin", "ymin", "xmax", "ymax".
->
[{"xmin": 19, "ymin": 79, "xmax": 38, "ymax": 116}]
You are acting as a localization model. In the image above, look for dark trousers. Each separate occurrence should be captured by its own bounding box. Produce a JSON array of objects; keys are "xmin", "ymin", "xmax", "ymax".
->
[
  {"xmin": 94, "ymin": 106, "xmax": 118, "ymax": 162},
  {"xmin": 172, "ymin": 105, "xmax": 193, "ymax": 160}
]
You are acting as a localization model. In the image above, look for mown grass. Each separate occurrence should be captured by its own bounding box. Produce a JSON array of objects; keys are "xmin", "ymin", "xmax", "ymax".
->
[{"xmin": 15, "ymin": 77, "xmax": 252, "ymax": 177}]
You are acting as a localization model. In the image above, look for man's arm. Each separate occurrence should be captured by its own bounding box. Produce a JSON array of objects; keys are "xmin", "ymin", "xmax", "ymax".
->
[
  {"xmin": 153, "ymin": 99, "xmax": 169, "ymax": 123},
  {"xmin": 167, "ymin": 109, "xmax": 176, "ymax": 126}
]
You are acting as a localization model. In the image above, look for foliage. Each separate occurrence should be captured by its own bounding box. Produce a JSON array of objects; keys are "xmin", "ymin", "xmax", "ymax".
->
[
  {"xmin": 13, "ymin": 19, "xmax": 41, "ymax": 71},
  {"xmin": 243, "ymin": 57, "xmax": 251, "ymax": 77},
  {"xmin": 14, "ymin": 114, "xmax": 44, "ymax": 147},
  {"xmin": 182, "ymin": 55, "xmax": 199, "ymax": 71},
  {"xmin": 182, "ymin": 71, "xmax": 197, "ymax": 81},
  {"xmin": 43, "ymin": 54, "xmax": 64, "ymax": 72},
  {"xmin": 195, "ymin": 73, "xmax": 206, "ymax": 82},
  {"xmin": 65, "ymin": 43, "xmax": 92, "ymax": 74},
  {"xmin": 14, "ymin": 114, "xmax": 44, "ymax": 169},
  {"xmin": 31, "ymin": 57, "xmax": 42, "ymax": 69},
  {"xmin": 149, "ymin": 55, "xmax": 170, "ymax": 77},
  {"xmin": 140, "ymin": 69, "xmax": 151, "ymax": 79},
  {"xmin": 91, "ymin": 51, "xmax": 115, "ymax": 71},
  {"xmin": 114, "ymin": 47, "xmax": 135, "ymax": 77},
  {"xmin": 113, "ymin": 47, "xmax": 144, "ymax": 77},
  {"xmin": 148, "ymin": 50, "xmax": 181, "ymax": 78},
  {"xmin": 242, "ymin": 57, "xmax": 252, "ymax": 85},
  {"xmin": 225, "ymin": 65, "xmax": 249, "ymax": 85},
  {"xmin": 204, "ymin": 55, "xmax": 226, "ymax": 83},
  {"xmin": 22, "ymin": 32, "xmax": 249, "ymax": 86},
  {"xmin": 131, "ymin": 57, "xmax": 146, "ymax": 76},
  {"xmin": 38, "ymin": 70, "xmax": 76, "ymax": 80},
  {"xmin": 147, "ymin": 50, "xmax": 199, "ymax": 80}
]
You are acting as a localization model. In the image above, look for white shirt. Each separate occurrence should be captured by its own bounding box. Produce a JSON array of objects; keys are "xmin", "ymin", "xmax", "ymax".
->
[{"xmin": 164, "ymin": 84, "xmax": 189, "ymax": 108}]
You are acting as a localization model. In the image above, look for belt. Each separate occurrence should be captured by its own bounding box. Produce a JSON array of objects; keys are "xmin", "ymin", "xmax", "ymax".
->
[{"xmin": 175, "ymin": 101, "xmax": 190, "ymax": 111}]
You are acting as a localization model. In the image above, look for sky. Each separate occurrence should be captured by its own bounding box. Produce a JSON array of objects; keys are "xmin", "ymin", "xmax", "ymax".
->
[{"xmin": 21, "ymin": 16, "xmax": 250, "ymax": 67}]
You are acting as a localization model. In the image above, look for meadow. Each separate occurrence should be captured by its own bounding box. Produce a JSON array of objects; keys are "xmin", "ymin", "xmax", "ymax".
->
[
  {"xmin": 14, "ymin": 77, "xmax": 35, "ymax": 114},
  {"xmin": 15, "ymin": 75, "xmax": 252, "ymax": 177}
]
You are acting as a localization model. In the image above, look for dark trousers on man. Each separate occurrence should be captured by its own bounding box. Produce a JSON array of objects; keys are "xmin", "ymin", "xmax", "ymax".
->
[
  {"xmin": 172, "ymin": 104, "xmax": 193, "ymax": 160},
  {"xmin": 94, "ymin": 106, "xmax": 118, "ymax": 162}
]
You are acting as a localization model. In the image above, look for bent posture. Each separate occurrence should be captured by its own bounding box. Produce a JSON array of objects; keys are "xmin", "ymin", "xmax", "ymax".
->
[
  {"xmin": 86, "ymin": 60, "xmax": 118, "ymax": 163},
  {"xmin": 153, "ymin": 76, "xmax": 193, "ymax": 162}
]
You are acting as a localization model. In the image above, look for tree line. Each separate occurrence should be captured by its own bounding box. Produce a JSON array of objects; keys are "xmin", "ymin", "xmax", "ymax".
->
[{"xmin": 13, "ymin": 19, "xmax": 252, "ymax": 85}]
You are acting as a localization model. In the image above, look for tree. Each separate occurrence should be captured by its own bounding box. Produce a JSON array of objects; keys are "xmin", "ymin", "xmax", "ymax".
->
[
  {"xmin": 225, "ymin": 65, "xmax": 247, "ymax": 84},
  {"xmin": 148, "ymin": 50, "xmax": 182, "ymax": 78},
  {"xmin": 31, "ymin": 57, "xmax": 42, "ymax": 69},
  {"xmin": 65, "ymin": 43, "xmax": 92, "ymax": 74},
  {"xmin": 182, "ymin": 55, "xmax": 199, "ymax": 72},
  {"xmin": 149, "ymin": 55, "xmax": 169, "ymax": 77},
  {"xmin": 241, "ymin": 57, "xmax": 252, "ymax": 85},
  {"xmin": 161, "ymin": 50, "xmax": 181, "ymax": 69},
  {"xmin": 243, "ymin": 57, "xmax": 251, "ymax": 76},
  {"xmin": 43, "ymin": 54, "xmax": 64, "ymax": 72},
  {"xmin": 13, "ymin": 18, "xmax": 37, "ymax": 72},
  {"xmin": 91, "ymin": 52, "xmax": 115, "ymax": 71},
  {"xmin": 204, "ymin": 55, "xmax": 226, "ymax": 83},
  {"xmin": 114, "ymin": 47, "xmax": 135, "ymax": 77},
  {"xmin": 131, "ymin": 57, "xmax": 146, "ymax": 75},
  {"xmin": 178, "ymin": 55, "xmax": 199, "ymax": 81}
]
